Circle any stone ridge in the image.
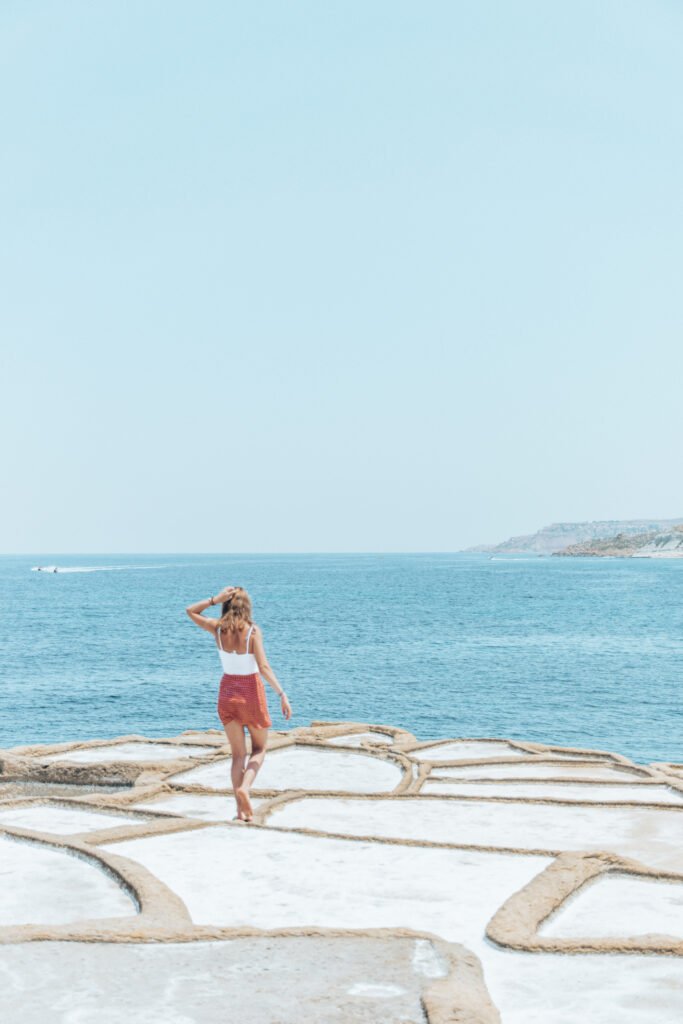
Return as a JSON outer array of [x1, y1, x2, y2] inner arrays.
[[1, 722, 682, 1024]]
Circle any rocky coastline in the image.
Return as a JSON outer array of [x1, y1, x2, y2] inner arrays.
[[553, 524, 683, 558], [467, 518, 683, 555]]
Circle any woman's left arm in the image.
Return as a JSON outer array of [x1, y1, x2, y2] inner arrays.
[[186, 587, 235, 633], [252, 625, 292, 720]]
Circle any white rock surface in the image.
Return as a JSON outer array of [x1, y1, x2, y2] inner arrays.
[[40, 742, 212, 763], [0, 836, 133, 924], [0, 804, 145, 834], [539, 873, 683, 940], [267, 797, 683, 870], [172, 746, 403, 793]]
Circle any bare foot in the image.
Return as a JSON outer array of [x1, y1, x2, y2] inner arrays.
[[235, 787, 253, 822]]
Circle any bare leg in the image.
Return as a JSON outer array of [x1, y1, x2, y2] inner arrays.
[[223, 721, 248, 819], [236, 726, 269, 821]]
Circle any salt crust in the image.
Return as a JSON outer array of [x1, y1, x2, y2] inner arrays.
[[103, 826, 683, 1023], [171, 745, 403, 793], [0, 937, 446, 1024], [0, 836, 133, 925], [485, 951, 683, 1024], [101, 824, 545, 1018], [0, 804, 145, 834], [435, 761, 641, 781], [421, 780, 683, 804], [530, 750, 614, 761], [40, 742, 212, 764], [3, 721, 682, 1024], [134, 792, 265, 821], [326, 731, 393, 746], [103, 825, 551, 942], [539, 873, 683, 940], [410, 740, 526, 761], [267, 796, 683, 871]]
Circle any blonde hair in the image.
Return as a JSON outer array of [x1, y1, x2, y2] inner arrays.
[[218, 587, 253, 636]]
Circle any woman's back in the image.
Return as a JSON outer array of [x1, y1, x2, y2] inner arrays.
[[216, 622, 259, 675]]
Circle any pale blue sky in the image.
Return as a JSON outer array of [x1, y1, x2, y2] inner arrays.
[[2, 1, 682, 552]]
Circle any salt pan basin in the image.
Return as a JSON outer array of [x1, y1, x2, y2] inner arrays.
[[540, 873, 683, 940], [172, 746, 402, 793], [105, 827, 683, 1024], [105, 825, 550, 937], [411, 740, 526, 761], [420, 781, 683, 804], [486, 950, 683, 1024], [0, 936, 447, 1024], [0, 835, 133, 924], [41, 742, 212, 763], [435, 762, 642, 781], [0, 804, 145, 834], [267, 797, 683, 870], [327, 731, 393, 746], [134, 792, 264, 821]]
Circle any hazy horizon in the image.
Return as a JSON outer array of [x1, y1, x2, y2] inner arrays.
[[2, 2, 682, 554], [6, 510, 683, 557]]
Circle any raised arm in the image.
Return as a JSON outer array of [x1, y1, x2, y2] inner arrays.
[[185, 586, 236, 633], [252, 625, 292, 720]]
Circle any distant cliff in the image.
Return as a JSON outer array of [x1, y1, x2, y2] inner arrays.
[[468, 518, 683, 555], [554, 524, 683, 558]]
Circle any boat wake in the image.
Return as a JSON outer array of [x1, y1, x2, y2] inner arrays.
[[31, 565, 169, 574]]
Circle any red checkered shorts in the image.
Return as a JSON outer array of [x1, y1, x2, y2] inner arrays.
[[217, 673, 272, 729]]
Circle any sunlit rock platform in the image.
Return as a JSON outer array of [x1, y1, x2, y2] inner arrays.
[[1, 722, 682, 1023]]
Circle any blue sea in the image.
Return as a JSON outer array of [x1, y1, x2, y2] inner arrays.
[[1, 553, 682, 764]]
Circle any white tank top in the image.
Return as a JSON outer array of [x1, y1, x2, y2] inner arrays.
[[216, 624, 259, 676]]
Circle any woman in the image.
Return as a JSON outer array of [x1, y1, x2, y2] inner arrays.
[[186, 585, 291, 822]]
